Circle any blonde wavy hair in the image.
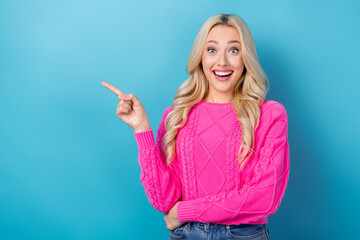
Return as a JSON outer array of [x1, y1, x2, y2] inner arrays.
[[162, 13, 269, 172]]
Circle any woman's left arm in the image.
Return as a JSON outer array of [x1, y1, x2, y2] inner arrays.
[[176, 103, 290, 224]]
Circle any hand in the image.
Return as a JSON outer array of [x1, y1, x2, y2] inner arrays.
[[102, 81, 151, 132], [164, 201, 183, 231]]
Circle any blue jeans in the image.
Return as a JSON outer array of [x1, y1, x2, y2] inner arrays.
[[169, 222, 271, 240]]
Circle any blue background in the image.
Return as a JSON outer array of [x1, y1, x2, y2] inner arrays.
[[1, 0, 359, 239]]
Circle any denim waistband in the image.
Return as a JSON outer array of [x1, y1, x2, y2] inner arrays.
[[187, 222, 266, 231]]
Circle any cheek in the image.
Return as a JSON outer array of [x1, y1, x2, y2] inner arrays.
[[230, 56, 244, 69], [202, 53, 217, 67], [201, 58, 210, 70], [202, 57, 214, 76]]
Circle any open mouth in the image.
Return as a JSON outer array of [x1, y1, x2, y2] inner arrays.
[[213, 70, 233, 78]]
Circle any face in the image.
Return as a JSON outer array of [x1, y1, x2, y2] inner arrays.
[[201, 25, 244, 102]]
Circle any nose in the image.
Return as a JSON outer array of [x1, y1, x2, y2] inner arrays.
[[217, 51, 229, 67]]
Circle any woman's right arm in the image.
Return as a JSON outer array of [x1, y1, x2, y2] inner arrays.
[[101, 81, 182, 213], [134, 106, 182, 213]]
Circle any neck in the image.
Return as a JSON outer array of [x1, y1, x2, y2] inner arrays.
[[204, 96, 233, 104]]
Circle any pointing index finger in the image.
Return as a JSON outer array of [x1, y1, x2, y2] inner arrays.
[[101, 81, 125, 97]]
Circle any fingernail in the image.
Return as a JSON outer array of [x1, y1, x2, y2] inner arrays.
[[120, 95, 127, 100]]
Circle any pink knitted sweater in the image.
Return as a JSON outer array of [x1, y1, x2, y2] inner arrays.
[[134, 99, 290, 225]]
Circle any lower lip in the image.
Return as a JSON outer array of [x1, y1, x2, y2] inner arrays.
[[213, 72, 232, 81]]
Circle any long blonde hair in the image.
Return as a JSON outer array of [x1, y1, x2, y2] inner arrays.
[[162, 14, 269, 172]]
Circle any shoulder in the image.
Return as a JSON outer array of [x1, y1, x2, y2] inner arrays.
[[156, 106, 173, 137], [256, 100, 288, 137], [159, 105, 173, 125], [259, 100, 288, 123], [254, 100, 288, 141], [162, 106, 173, 118]]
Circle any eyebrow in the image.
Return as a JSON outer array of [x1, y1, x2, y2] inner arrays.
[[206, 40, 241, 44]]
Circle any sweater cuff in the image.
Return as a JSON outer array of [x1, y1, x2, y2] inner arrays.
[[177, 200, 196, 223], [134, 129, 156, 151]]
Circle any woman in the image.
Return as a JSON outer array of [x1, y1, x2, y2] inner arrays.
[[102, 13, 289, 240]]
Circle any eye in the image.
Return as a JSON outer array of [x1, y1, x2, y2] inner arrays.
[[229, 48, 239, 54], [207, 47, 216, 53]]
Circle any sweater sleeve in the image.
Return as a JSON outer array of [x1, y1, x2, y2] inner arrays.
[[134, 106, 182, 213], [176, 102, 290, 224]]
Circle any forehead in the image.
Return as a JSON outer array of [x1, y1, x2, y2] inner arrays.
[[206, 25, 240, 42]]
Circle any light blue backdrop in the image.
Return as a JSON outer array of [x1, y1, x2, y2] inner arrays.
[[1, 0, 359, 239]]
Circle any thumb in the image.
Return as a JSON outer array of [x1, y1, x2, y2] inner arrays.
[[123, 93, 141, 105]]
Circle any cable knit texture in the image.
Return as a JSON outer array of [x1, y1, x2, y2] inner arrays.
[[134, 99, 290, 225]]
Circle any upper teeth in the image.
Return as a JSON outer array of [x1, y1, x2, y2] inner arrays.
[[214, 71, 232, 76]]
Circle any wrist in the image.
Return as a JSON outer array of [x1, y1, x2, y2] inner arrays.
[[134, 122, 151, 133], [171, 201, 181, 223]]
